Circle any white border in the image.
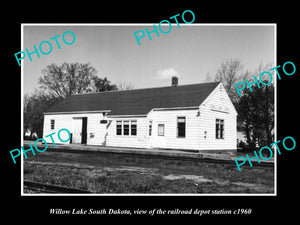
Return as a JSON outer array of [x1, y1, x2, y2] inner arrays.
[[274, 24, 277, 196], [21, 23, 277, 196], [21, 23, 24, 195]]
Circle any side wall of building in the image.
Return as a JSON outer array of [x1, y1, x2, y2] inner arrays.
[[43, 83, 237, 151], [43, 112, 105, 145], [105, 117, 149, 149], [198, 83, 237, 150], [147, 109, 201, 150]]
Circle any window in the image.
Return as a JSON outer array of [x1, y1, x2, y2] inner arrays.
[[158, 124, 165, 136], [116, 121, 122, 135], [220, 120, 224, 139], [50, 119, 55, 130], [177, 117, 186, 138], [149, 120, 153, 136], [123, 121, 129, 135], [116, 120, 138, 136], [131, 120, 137, 136], [216, 119, 224, 139]]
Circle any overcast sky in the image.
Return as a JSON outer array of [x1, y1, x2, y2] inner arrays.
[[23, 24, 275, 95]]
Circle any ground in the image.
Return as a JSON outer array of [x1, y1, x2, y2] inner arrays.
[[23, 149, 274, 194]]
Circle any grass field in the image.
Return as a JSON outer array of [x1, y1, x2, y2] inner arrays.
[[23, 150, 274, 194]]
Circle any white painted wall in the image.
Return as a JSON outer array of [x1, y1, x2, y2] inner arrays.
[[143, 83, 237, 151], [43, 83, 237, 151], [147, 109, 201, 150], [106, 117, 149, 148], [43, 112, 105, 145], [198, 83, 237, 150]]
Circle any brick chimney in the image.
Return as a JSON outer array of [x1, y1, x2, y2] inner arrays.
[[171, 76, 178, 87]]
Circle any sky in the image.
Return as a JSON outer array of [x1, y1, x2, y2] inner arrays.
[[23, 24, 275, 95]]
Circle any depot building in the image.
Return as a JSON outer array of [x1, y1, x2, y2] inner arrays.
[[43, 77, 237, 151]]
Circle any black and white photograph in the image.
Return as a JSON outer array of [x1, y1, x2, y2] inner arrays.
[[4, 4, 298, 221], [21, 24, 275, 195]]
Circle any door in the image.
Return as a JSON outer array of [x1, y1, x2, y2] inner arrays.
[[72, 118, 82, 144], [81, 117, 87, 144], [154, 123, 167, 148]]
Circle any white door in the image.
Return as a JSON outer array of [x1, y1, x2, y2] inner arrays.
[[153, 123, 167, 149], [72, 118, 82, 144]]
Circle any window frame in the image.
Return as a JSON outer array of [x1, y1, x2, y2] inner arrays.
[[115, 120, 138, 136], [131, 120, 137, 136], [149, 120, 153, 136], [177, 116, 186, 138], [158, 124, 165, 136], [50, 119, 55, 130], [216, 119, 224, 139], [123, 120, 130, 136], [116, 120, 122, 135]]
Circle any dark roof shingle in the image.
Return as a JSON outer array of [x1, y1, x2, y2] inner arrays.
[[45, 82, 219, 115]]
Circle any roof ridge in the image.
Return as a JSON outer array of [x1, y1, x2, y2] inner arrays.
[[71, 81, 220, 96], [45, 81, 220, 114]]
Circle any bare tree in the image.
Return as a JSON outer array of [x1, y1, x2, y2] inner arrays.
[[214, 58, 246, 103], [117, 82, 135, 90], [205, 71, 213, 82], [39, 62, 97, 98], [39, 62, 120, 97]]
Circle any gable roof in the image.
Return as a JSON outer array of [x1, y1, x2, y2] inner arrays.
[[45, 82, 220, 116]]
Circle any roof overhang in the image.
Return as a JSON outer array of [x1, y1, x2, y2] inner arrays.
[[108, 114, 147, 118], [152, 106, 199, 111], [43, 110, 111, 115]]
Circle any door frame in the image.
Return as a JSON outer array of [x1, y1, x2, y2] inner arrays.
[[81, 117, 87, 144], [72, 117, 88, 144]]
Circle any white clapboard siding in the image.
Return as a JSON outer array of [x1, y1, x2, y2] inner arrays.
[[43, 83, 237, 151], [145, 83, 237, 151], [198, 83, 237, 150], [43, 113, 105, 145], [106, 117, 149, 148], [148, 109, 201, 150]]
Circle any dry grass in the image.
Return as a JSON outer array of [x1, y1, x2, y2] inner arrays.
[[23, 150, 274, 194]]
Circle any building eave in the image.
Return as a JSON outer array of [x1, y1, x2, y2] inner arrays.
[[152, 106, 199, 111], [43, 110, 111, 115]]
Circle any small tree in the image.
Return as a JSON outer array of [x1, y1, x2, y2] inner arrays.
[[237, 83, 274, 149], [90, 76, 118, 92], [23, 94, 31, 138], [24, 90, 61, 138]]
